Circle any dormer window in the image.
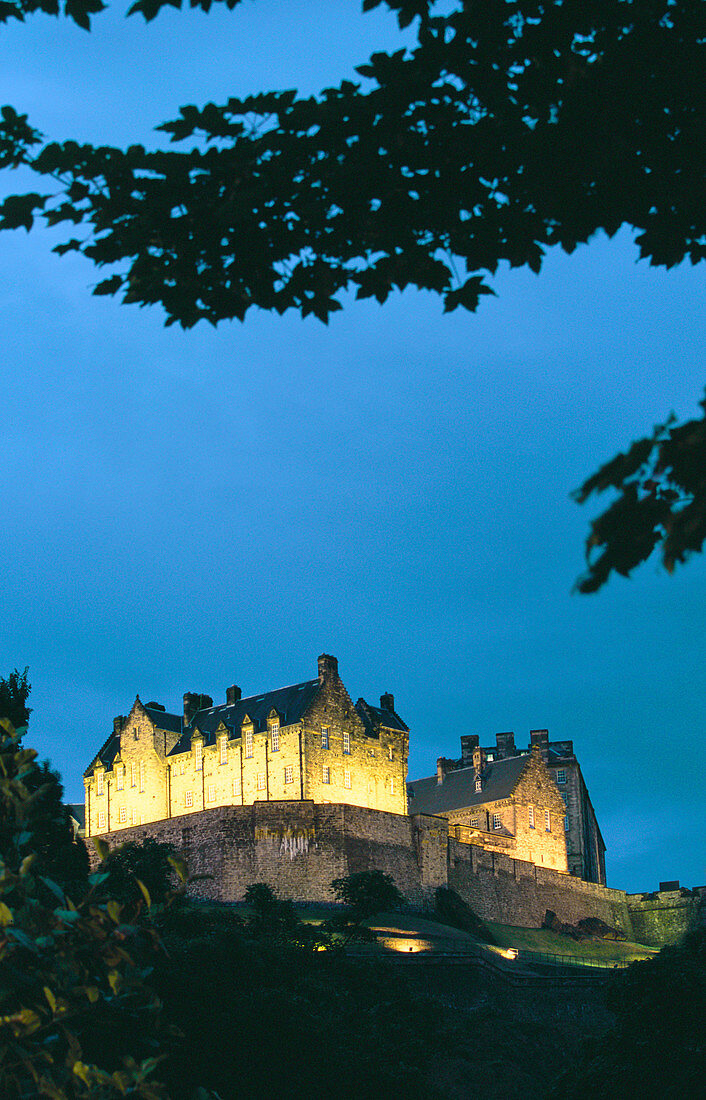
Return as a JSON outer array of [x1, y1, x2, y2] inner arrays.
[[219, 737, 228, 765], [474, 775, 482, 793], [95, 769, 104, 796], [245, 727, 253, 758], [194, 741, 203, 771], [271, 723, 280, 752], [116, 764, 124, 791]]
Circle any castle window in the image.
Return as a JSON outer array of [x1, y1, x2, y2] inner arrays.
[[545, 810, 551, 832], [220, 738, 228, 765], [116, 766, 124, 791], [343, 731, 350, 755], [271, 724, 280, 752], [528, 805, 535, 829], [179, 760, 185, 776], [194, 742, 203, 771], [232, 775, 241, 797], [470, 817, 479, 828], [185, 791, 193, 807], [322, 766, 330, 785], [344, 768, 351, 789], [139, 762, 145, 793], [257, 773, 266, 791], [98, 811, 106, 829], [284, 765, 293, 784], [134, 726, 138, 741], [245, 729, 253, 758], [388, 745, 393, 761], [119, 807, 126, 824], [207, 785, 215, 803], [474, 776, 482, 793], [96, 770, 104, 796], [321, 727, 329, 750], [390, 777, 395, 795], [132, 808, 138, 826], [565, 815, 569, 832], [131, 763, 136, 788], [556, 769, 567, 785], [492, 814, 502, 830]]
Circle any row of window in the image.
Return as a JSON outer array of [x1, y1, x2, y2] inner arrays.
[[528, 806, 552, 832], [97, 808, 139, 829], [95, 763, 144, 795]]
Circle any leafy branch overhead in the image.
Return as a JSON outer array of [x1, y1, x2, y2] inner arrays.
[[0, 1, 704, 329], [574, 396, 706, 593], [0, 0, 704, 591]]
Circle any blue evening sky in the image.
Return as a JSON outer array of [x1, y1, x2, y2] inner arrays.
[[1, 1, 704, 893]]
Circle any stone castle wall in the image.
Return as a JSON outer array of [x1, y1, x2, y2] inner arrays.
[[447, 836, 634, 934], [94, 802, 701, 945], [96, 802, 447, 908]]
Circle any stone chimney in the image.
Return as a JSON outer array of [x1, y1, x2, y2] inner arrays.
[[437, 757, 455, 785], [472, 745, 486, 775], [113, 715, 125, 736], [380, 692, 394, 712], [530, 728, 549, 763], [183, 692, 213, 724], [226, 684, 242, 706], [460, 734, 479, 767], [318, 653, 339, 681], [495, 731, 515, 759]]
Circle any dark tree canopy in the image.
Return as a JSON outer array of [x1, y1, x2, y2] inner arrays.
[[0, 667, 31, 729], [0, 0, 704, 589]]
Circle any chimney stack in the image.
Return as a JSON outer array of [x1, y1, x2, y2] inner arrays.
[[460, 734, 479, 766], [530, 729, 549, 763], [437, 757, 455, 785], [380, 692, 394, 712], [317, 653, 339, 681], [183, 692, 212, 724], [226, 684, 242, 706], [495, 731, 516, 759]]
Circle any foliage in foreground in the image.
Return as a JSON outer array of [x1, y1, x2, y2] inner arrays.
[[551, 929, 706, 1098], [0, 716, 172, 1098]]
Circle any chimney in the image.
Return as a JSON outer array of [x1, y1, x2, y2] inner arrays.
[[495, 731, 515, 759], [183, 692, 200, 725], [113, 715, 125, 736], [437, 757, 455, 785], [472, 745, 486, 775], [460, 734, 479, 767], [530, 729, 549, 763], [226, 685, 242, 706], [318, 653, 339, 681], [380, 692, 394, 712]]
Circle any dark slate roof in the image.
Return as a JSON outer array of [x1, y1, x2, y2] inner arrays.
[[84, 731, 121, 776], [355, 698, 408, 734], [67, 803, 85, 829], [168, 678, 322, 755], [144, 706, 182, 734], [407, 756, 530, 815]]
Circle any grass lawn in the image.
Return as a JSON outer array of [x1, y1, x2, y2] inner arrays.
[[485, 921, 657, 962]]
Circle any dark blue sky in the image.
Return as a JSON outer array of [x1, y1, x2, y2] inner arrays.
[[1, 1, 704, 893]]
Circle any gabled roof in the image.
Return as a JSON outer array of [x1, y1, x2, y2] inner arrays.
[[407, 756, 530, 815], [144, 706, 182, 734], [84, 731, 120, 777], [355, 698, 408, 734], [168, 678, 322, 755]]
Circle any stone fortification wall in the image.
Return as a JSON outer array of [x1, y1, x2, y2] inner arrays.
[[447, 837, 634, 935], [625, 887, 705, 946], [94, 802, 448, 908]]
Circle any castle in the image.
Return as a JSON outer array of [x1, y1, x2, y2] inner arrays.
[[83, 654, 703, 945], [84, 653, 589, 881], [85, 655, 409, 835]]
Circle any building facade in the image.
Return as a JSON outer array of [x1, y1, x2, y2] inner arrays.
[[84, 654, 409, 836], [409, 729, 606, 883], [407, 745, 570, 874]]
